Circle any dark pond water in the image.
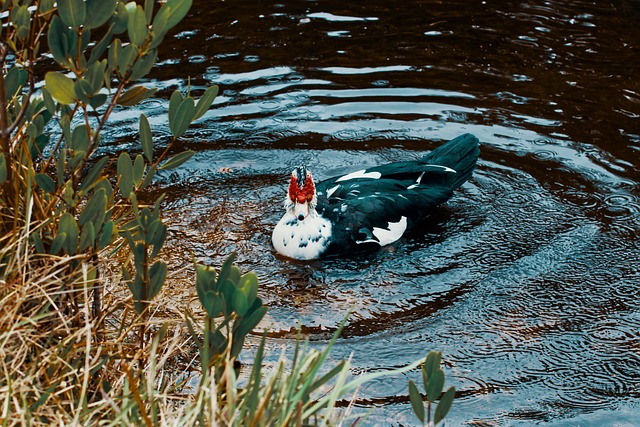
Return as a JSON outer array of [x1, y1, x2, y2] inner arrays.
[[108, 0, 640, 425]]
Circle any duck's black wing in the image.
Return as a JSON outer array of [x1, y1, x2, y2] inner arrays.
[[315, 133, 479, 253]]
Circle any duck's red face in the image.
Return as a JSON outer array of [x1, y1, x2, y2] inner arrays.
[[288, 167, 315, 220]]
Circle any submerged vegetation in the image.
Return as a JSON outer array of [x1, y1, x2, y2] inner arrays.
[[0, 1, 454, 425]]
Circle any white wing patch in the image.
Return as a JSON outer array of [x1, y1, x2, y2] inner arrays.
[[407, 171, 425, 190], [356, 216, 408, 246], [428, 164, 457, 174], [336, 170, 382, 182], [407, 166, 456, 189], [326, 184, 340, 198]]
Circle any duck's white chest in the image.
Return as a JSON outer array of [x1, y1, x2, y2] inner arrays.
[[272, 214, 332, 260]]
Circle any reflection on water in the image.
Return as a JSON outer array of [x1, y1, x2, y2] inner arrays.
[[111, 0, 640, 425]]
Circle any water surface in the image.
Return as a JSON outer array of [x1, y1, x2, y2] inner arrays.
[[110, 1, 640, 425]]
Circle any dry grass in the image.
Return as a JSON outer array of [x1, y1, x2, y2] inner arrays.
[[0, 223, 197, 427]]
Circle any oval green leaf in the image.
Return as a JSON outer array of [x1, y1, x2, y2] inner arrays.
[[128, 5, 148, 46], [109, 2, 129, 34], [58, 212, 79, 255], [168, 90, 182, 130], [158, 150, 194, 171], [139, 114, 153, 161], [427, 369, 445, 403], [129, 49, 157, 81], [153, 0, 192, 34], [78, 187, 107, 227], [149, 260, 167, 298], [231, 290, 248, 317], [169, 97, 195, 138], [70, 125, 90, 152], [79, 221, 96, 251], [434, 386, 456, 425], [408, 380, 425, 424], [80, 156, 109, 191], [35, 173, 56, 194], [117, 85, 157, 106], [85, 0, 117, 29], [4, 67, 28, 101], [117, 152, 133, 198], [0, 154, 6, 183], [45, 72, 76, 105], [58, 0, 87, 29], [424, 350, 442, 384], [193, 85, 219, 120], [98, 220, 114, 250], [133, 154, 145, 186]]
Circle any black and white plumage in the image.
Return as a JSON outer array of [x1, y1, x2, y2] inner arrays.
[[272, 133, 480, 260]]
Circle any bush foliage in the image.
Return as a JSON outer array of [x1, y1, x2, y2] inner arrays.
[[0, 1, 455, 426]]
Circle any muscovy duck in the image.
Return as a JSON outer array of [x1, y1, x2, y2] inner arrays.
[[272, 133, 480, 260]]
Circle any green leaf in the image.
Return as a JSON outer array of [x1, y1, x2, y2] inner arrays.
[[0, 153, 7, 184], [158, 150, 194, 171], [35, 173, 56, 194], [117, 85, 157, 106], [232, 306, 267, 351], [58, 0, 87, 29], [79, 222, 96, 251], [195, 264, 217, 296], [70, 125, 90, 152], [4, 67, 28, 101], [98, 220, 114, 249], [58, 212, 79, 255], [169, 97, 195, 138], [40, 0, 56, 13], [88, 27, 114, 64], [47, 15, 70, 67], [153, 0, 192, 35], [57, 149, 65, 186], [45, 72, 76, 105], [427, 369, 445, 403], [193, 85, 219, 121], [42, 88, 56, 114], [147, 220, 166, 258], [144, 0, 154, 24], [168, 90, 182, 130], [117, 152, 133, 198], [74, 79, 94, 103], [408, 380, 425, 424], [109, 2, 129, 34], [50, 232, 66, 255], [149, 261, 167, 299], [434, 386, 455, 425], [239, 272, 259, 308], [232, 290, 248, 317], [117, 44, 137, 78], [85, 0, 117, 29], [85, 60, 107, 93], [12, 5, 30, 40], [216, 252, 237, 287], [129, 49, 157, 81], [140, 164, 156, 189], [89, 93, 108, 109], [139, 114, 153, 161], [80, 156, 109, 191], [424, 350, 442, 385], [202, 290, 223, 318], [78, 187, 107, 227], [128, 5, 148, 46], [31, 231, 45, 253], [133, 154, 145, 186]]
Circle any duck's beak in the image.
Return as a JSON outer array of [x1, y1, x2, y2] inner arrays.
[[294, 201, 309, 221]]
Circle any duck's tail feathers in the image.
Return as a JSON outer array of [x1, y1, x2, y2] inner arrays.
[[421, 133, 480, 190]]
